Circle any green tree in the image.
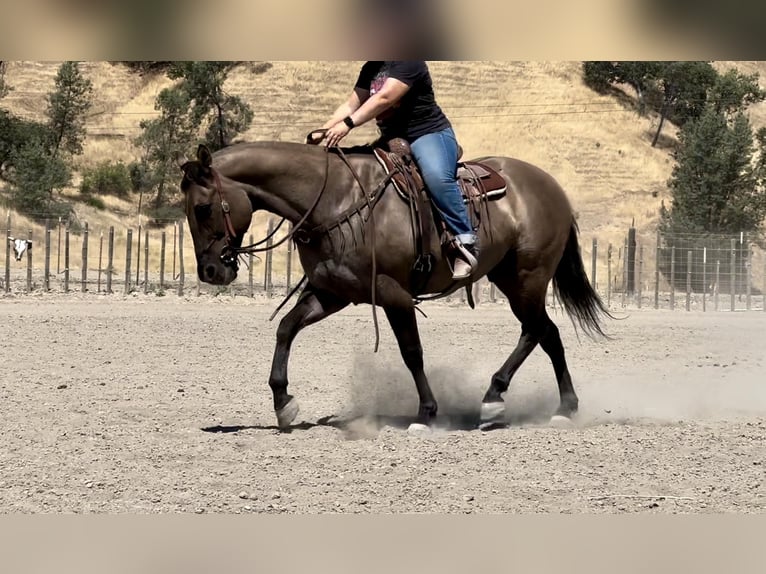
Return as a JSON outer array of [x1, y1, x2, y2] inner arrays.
[[9, 140, 71, 215], [650, 61, 718, 147], [46, 61, 93, 159], [582, 61, 662, 114], [134, 87, 196, 209], [708, 68, 766, 116], [0, 111, 50, 177], [663, 106, 766, 235], [167, 62, 254, 151]]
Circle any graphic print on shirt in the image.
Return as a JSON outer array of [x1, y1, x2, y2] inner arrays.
[[369, 63, 399, 120], [370, 65, 389, 96]]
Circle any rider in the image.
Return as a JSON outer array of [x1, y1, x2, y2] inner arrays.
[[315, 61, 479, 280]]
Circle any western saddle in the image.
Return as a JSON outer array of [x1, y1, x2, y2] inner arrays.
[[371, 137, 507, 293]]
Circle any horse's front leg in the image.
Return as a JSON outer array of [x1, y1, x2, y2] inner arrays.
[[269, 283, 348, 429], [383, 305, 438, 432]]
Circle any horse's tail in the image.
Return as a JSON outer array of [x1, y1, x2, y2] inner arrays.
[[552, 219, 614, 339]]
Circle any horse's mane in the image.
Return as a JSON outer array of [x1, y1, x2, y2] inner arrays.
[[212, 139, 381, 163]]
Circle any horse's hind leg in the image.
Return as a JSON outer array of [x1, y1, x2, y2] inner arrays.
[[383, 305, 438, 431], [269, 283, 348, 429], [481, 267, 578, 426], [480, 267, 549, 426], [538, 315, 579, 419]]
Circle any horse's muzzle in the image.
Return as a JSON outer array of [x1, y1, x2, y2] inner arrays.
[[220, 246, 240, 271]]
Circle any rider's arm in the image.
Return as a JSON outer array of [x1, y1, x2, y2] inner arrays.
[[347, 78, 410, 127], [322, 87, 369, 129]]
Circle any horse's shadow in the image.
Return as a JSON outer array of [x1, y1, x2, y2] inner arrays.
[[200, 411, 552, 436]]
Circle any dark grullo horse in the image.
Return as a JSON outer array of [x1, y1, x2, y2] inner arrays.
[[178, 140, 612, 432]]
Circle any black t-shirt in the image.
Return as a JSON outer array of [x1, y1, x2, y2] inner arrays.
[[354, 61, 451, 141]]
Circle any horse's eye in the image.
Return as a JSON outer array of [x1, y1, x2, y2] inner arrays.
[[195, 203, 212, 220]]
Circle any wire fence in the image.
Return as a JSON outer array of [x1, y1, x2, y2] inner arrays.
[[2, 214, 765, 312], [579, 228, 766, 312]]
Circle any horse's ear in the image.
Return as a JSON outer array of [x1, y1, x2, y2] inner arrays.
[[176, 152, 190, 171], [197, 144, 213, 168]]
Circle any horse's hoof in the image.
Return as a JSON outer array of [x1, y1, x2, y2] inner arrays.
[[407, 423, 432, 435], [549, 415, 574, 429], [480, 401, 505, 424], [276, 398, 299, 429]]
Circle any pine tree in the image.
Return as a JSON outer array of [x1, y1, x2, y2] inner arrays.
[[664, 106, 766, 236], [167, 62, 254, 151], [134, 88, 197, 209], [46, 61, 93, 159]]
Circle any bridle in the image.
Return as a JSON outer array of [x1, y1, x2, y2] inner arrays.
[[209, 142, 332, 269], [203, 130, 396, 351]]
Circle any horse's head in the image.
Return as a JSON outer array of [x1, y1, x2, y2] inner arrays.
[[178, 144, 253, 285]]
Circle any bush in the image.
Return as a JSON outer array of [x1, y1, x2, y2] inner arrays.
[[128, 160, 152, 192], [79, 161, 132, 198], [145, 204, 184, 227], [82, 194, 106, 210]]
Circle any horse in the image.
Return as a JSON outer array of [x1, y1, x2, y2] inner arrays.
[[177, 138, 612, 432]]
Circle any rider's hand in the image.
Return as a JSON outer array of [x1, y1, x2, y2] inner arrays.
[[306, 131, 325, 145], [324, 121, 351, 148]]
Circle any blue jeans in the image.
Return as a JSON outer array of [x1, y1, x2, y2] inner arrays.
[[409, 127, 476, 245]]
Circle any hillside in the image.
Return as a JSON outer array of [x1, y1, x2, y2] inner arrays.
[[2, 60, 765, 286]]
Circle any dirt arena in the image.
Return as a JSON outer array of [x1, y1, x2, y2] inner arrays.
[[1, 293, 764, 514]]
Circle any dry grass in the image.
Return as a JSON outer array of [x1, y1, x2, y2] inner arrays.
[[2, 60, 765, 285]]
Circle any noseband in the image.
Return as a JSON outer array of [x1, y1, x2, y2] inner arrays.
[[211, 170, 241, 268]]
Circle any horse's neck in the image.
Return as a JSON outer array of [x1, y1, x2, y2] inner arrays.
[[219, 143, 358, 225]]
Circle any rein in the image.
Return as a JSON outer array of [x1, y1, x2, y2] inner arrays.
[[210, 130, 391, 352]]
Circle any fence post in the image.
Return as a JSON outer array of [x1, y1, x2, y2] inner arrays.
[[637, 244, 643, 309], [26, 229, 33, 293], [473, 280, 482, 308], [160, 231, 166, 290], [143, 228, 149, 294], [669, 245, 675, 310], [177, 220, 185, 296], [44, 220, 51, 292], [136, 222, 142, 287], [124, 229, 133, 295], [56, 217, 62, 275], [607, 243, 612, 307], [106, 226, 114, 294], [172, 222, 177, 280], [81, 222, 88, 292], [730, 238, 736, 311], [97, 232, 104, 293], [627, 226, 636, 293], [686, 250, 692, 311], [621, 237, 627, 308], [715, 260, 720, 311], [64, 226, 70, 293], [591, 237, 598, 290], [702, 247, 707, 312], [654, 229, 660, 309], [4, 212, 11, 293], [746, 245, 752, 311], [248, 233, 254, 297]]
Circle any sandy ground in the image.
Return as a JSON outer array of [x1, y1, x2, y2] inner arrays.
[[0, 293, 764, 514]]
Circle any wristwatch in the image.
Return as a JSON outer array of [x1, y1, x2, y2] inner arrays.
[[343, 116, 355, 129]]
